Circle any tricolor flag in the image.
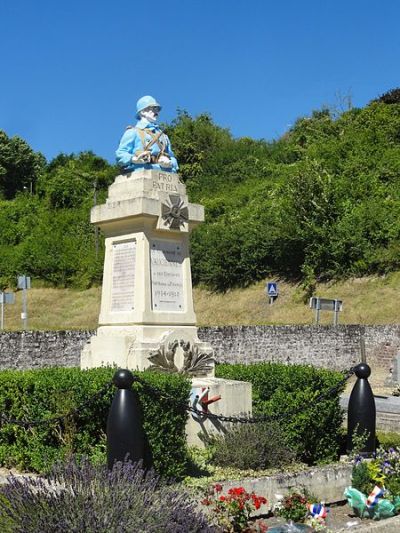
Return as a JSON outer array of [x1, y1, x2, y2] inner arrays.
[[307, 503, 328, 518], [366, 486, 384, 507]]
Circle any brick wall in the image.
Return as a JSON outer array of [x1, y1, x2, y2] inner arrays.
[[0, 325, 398, 372]]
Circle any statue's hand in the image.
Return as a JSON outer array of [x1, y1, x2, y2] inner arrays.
[[132, 151, 151, 164], [158, 155, 172, 168]]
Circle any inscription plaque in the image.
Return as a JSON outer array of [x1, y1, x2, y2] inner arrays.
[[152, 172, 179, 193], [151, 240, 184, 312], [111, 241, 136, 312]]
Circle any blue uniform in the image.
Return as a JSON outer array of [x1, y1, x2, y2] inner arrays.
[[116, 118, 178, 173]]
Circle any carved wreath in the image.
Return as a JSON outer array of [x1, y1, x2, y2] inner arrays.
[[148, 339, 214, 376]]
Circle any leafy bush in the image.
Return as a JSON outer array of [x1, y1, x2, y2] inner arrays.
[[0, 457, 214, 532], [351, 460, 374, 496], [211, 421, 295, 470], [0, 367, 190, 479], [215, 363, 346, 464], [275, 491, 310, 523], [0, 130, 45, 200], [351, 447, 400, 499]]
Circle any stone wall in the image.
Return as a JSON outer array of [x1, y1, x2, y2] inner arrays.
[[198, 325, 400, 371], [0, 325, 399, 372], [0, 330, 91, 370]]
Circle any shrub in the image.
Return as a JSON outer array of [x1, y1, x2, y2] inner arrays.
[[0, 367, 190, 479], [275, 490, 311, 523], [211, 421, 295, 470], [216, 362, 346, 464], [0, 457, 214, 532], [351, 460, 374, 496]]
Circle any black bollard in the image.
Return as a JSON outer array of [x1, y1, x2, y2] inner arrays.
[[107, 369, 146, 469], [347, 363, 376, 456]]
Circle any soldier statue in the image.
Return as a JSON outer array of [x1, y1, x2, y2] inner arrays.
[[116, 95, 178, 173]]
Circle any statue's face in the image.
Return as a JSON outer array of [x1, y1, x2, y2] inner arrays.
[[140, 106, 160, 123]]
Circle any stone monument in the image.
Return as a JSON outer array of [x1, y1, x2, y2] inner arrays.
[[81, 96, 251, 445]]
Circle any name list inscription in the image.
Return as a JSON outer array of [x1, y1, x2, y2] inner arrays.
[[111, 241, 136, 312], [150, 240, 184, 312]]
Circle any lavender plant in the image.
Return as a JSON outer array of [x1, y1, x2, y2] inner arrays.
[[0, 457, 215, 532]]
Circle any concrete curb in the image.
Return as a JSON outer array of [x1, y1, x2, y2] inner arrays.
[[217, 464, 353, 512], [336, 513, 400, 532]]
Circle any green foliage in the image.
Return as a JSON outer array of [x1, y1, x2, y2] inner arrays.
[[376, 431, 400, 449], [0, 151, 118, 288], [2, 95, 400, 290], [210, 421, 295, 470], [349, 424, 370, 460], [0, 367, 190, 479], [0, 131, 45, 199], [37, 151, 116, 209], [351, 461, 375, 496], [275, 490, 309, 523], [0, 199, 104, 288], [187, 101, 400, 289], [17, 205, 104, 287], [374, 87, 400, 105], [215, 363, 346, 464], [351, 446, 400, 502]]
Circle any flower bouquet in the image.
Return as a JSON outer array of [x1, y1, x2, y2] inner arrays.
[[201, 483, 268, 532], [273, 491, 329, 531], [345, 447, 400, 520]]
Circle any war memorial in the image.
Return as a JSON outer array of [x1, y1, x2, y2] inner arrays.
[[80, 95, 252, 444]]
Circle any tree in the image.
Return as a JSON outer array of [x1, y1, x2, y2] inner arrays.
[[37, 151, 117, 208], [373, 87, 400, 105], [0, 131, 45, 199]]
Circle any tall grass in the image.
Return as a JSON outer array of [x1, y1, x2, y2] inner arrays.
[[1, 272, 399, 331]]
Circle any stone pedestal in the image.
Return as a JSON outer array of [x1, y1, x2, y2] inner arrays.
[[81, 170, 214, 373], [188, 377, 252, 447], [80, 169, 252, 444]]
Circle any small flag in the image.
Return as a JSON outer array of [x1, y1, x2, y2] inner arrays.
[[307, 503, 328, 518], [367, 486, 384, 507]]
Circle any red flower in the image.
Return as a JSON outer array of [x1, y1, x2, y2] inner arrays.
[[219, 495, 226, 502], [214, 483, 223, 493], [201, 498, 211, 506], [228, 486, 246, 496]]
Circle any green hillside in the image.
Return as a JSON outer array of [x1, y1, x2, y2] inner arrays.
[[1, 89, 400, 294], [1, 272, 399, 331]]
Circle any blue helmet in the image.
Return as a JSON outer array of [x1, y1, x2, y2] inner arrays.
[[136, 95, 162, 118]]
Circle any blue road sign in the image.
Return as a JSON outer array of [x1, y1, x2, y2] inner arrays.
[[267, 282, 278, 297]]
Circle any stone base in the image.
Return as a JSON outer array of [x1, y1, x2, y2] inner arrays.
[[80, 325, 214, 376], [385, 353, 400, 387], [187, 377, 252, 447]]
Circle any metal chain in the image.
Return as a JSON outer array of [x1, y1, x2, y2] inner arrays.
[[0, 366, 355, 429], [0, 380, 113, 429], [134, 366, 355, 425]]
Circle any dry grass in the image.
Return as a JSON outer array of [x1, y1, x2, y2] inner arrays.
[[2, 287, 101, 331], [1, 272, 399, 331], [194, 271, 400, 327]]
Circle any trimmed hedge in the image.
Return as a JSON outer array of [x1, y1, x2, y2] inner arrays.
[[0, 367, 190, 479], [215, 362, 346, 464]]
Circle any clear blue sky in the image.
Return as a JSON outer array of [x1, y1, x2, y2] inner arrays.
[[1, 0, 399, 163]]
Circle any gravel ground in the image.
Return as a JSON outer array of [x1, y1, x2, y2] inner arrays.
[[262, 500, 400, 532]]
